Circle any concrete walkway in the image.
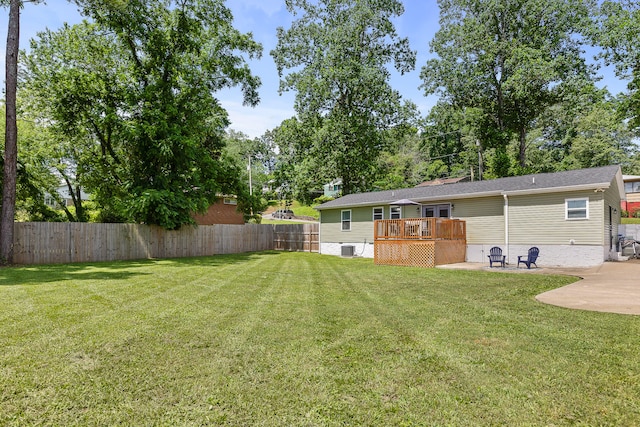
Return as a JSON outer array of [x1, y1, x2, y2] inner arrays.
[[438, 260, 640, 315]]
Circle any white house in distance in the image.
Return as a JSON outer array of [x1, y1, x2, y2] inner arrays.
[[44, 184, 90, 209], [315, 165, 625, 268]]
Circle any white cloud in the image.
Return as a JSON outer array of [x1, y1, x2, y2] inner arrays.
[[233, 0, 284, 17], [222, 100, 295, 139]]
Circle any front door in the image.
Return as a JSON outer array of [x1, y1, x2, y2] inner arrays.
[[423, 204, 451, 218]]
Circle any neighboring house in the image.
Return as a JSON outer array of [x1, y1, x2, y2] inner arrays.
[[44, 184, 90, 208], [315, 165, 624, 268], [323, 179, 342, 198], [192, 196, 244, 225], [622, 175, 640, 216], [415, 176, 470, 187]]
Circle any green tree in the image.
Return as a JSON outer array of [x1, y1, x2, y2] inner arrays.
[[271, 0, 416, 196], [421, 0, 596, 171], [375, 128, 432, 189], [0, 107, 63, 223], [23, 0, 262, 229], [564, 102, 638, 171], [597, 0, 640, 132], [271, 117, 319, 204], [421, 102, 483, 179]]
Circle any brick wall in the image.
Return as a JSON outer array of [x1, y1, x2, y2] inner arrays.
[[192, 198, 244, 225]]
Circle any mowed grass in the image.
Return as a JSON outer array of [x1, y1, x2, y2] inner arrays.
[[1, 252, 639, 426]]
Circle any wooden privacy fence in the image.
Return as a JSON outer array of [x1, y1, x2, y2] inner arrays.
[[12, 222, 319, 265], [272, 223, 319, 253]]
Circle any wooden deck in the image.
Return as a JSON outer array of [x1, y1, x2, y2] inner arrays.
[[374, 218, 466, 268]]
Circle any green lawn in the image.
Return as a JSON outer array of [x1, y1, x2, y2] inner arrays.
[[1, 252, 639, 425], [622, 217, 640, 224], [266, 200, 320, 219], [260, 218, 313, 225]]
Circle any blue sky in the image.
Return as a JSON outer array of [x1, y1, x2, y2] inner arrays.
[[0, 0, 627, 138]]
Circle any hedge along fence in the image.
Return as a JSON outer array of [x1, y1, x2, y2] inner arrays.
[[12, 222, 318, 265]]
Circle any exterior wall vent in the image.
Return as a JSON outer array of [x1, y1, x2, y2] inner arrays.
[[341, 245, 355, 257]]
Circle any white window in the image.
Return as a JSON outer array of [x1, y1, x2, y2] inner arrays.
[[625, 182, 640, 193], [373, 207, 384, 221], [390, 206, 401, 219], [223, 197, 237, 205], [566, 198, 588, 220], [341, 210, 351, 231]]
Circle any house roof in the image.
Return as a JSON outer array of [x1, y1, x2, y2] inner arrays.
[[316, 165, 624, 210], [415, 176, 470, 187]]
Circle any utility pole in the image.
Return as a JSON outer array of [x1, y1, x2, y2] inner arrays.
[[476, 140, 483, 181], [248, 155, 253, 196]]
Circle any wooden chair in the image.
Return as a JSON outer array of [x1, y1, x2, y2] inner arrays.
[[487, 246, 505, 268], [518, 247, 539, 269]]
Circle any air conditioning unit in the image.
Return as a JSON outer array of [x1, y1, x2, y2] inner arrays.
[[341, 245, 355, 257]]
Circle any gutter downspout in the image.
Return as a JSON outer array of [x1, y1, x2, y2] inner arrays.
[[504, 194, 509, 263], [318, 211, 322, 254]]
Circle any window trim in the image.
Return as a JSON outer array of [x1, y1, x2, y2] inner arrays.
[[341, 209, 352, 231], [565, 197, 589, 220], [372, 206, 384, 221]]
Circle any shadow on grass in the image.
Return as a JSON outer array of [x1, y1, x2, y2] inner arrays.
[[0, 251, 285, 286], [156, 250, 283, 267], [0, 263, 151, 286]]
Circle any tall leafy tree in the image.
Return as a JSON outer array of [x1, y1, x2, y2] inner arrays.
[[421, 0, 596, 170], [271, 117, 317, 204], [597, 0, 640, 131], [0, 105, 63, 223], [23, 0, 262, 229], [565, 102, 638, 171], [271, 0, 416, 196]]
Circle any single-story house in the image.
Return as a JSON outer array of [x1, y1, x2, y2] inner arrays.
[[192, 196, 244, 225], [622, 175, 640, 216], [323, 179, 343, 198], [415, 176, 470, 187], [315, 165, 625, 268], [44, 184, 90, 209]]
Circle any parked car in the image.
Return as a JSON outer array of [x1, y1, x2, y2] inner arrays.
[[273, 209, 294, 219]]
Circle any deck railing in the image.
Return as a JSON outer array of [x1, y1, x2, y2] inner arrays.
[[374, 218, 466, 241]]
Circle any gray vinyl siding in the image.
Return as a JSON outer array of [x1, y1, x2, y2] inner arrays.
[[320, 207, 375, 243], [452, 196, 504, 244], [508, 191, 603, 245]]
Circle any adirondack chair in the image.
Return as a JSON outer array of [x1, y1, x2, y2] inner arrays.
[[518, 247, 539, 269], [487, 246, 506, 268]]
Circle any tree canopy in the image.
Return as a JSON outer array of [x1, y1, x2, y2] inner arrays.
[[271, 0, 417, 196], [597, 0, 640, 131], [21, 0, 263, 229], [5, 0, 640, 232], [421, 0, 596, 171]]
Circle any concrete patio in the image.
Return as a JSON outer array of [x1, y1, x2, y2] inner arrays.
[[437, 259, 640, 315]]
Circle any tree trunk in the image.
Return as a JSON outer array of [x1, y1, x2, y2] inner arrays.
[[1, 0, 20, 264], [518, 126, 527, 168]]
